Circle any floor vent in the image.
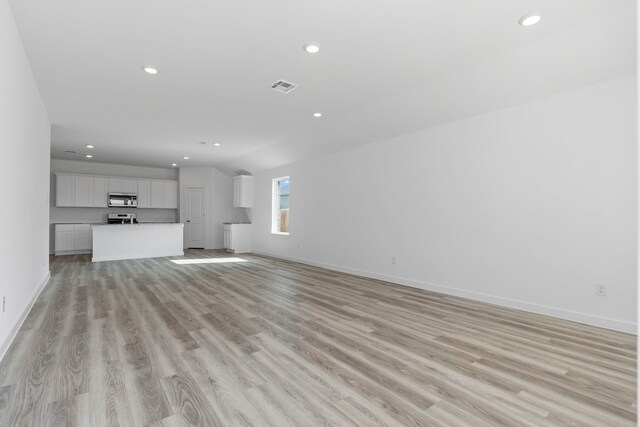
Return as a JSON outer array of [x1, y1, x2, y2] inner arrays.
[[271, 80, 298, 94]]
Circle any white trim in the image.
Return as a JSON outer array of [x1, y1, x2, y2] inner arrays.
[[185, 186, 206, 249], [252, 250, 637, 334], [0, 272, 51, 363], [271, 176, 290, 234], [54, 249, 92, 256], [92, 250, 184, 262]]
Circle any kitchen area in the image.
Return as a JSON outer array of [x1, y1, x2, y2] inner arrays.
[[49, 159, 252, 261]]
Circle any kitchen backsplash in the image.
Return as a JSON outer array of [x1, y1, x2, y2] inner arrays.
[[50, 207, 177, 224]]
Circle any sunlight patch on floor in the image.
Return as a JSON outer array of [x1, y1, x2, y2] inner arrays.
[[171, 257, 248, 265]]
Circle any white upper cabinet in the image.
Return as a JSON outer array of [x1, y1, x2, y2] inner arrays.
[[163, 181, 178, 209], [93, 177, 108, 207], [137, 180, 151, 208], [123, 179, 137, 194], [139, 180, 176, 209], [110, 177, 137, 193], [109, 178, 123, 193], [233, 175, 253, 208], [56, 174, 75, 207], [74, 175, 94, 207], [150, 181, 164, 208], [55, 173, 177, 209]]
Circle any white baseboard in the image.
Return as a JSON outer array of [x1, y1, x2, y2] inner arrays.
[[92, 250, 184, 262], [0, 272, 51, 363], [54, 249, 92, 256], [252, 250, 636, 334]]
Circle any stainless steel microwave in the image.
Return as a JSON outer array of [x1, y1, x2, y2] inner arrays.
[[108, 192, 138, 208]]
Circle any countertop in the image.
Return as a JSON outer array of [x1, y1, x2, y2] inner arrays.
[[51, 221, 107, 224], [92, 223, 183, 228], [137, 222, 179, 224], [52, 221, 178, 224]]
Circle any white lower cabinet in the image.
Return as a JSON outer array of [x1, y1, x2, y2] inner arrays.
[[74, 224, 93, 250], [223, 223, 251, 253], [55, 225, 75, 252], [55, 224, 93, 255], [223, 229, 231, 249]]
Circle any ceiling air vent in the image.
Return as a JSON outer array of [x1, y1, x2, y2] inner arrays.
[[271, 80, 298, 94]]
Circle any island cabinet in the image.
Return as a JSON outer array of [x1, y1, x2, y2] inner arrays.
[[92, 223, 184, 262]]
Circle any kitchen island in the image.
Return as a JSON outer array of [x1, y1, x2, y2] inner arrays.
[[92, 223, 184, 262]]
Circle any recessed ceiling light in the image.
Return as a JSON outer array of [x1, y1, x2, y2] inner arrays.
[[143, 66, 158, 74], [85, 144, 94, 148], [518, 14, 541, 26], [85, 154, 93, 158], [313, 112, 323, 118], [171, 163, 177, 167], [183, 156, 189, 160], [213, 142, 221, 146], [304, 43, 321, 54]]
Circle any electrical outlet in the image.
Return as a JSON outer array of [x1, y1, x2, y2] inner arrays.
[[595, 283, 607, 296], [391, 256, 397, 265]]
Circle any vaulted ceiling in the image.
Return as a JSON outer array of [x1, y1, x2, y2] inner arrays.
[[9, 0, 636, 173]]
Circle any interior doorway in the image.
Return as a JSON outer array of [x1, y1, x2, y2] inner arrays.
[[185, 187, 205, 248]]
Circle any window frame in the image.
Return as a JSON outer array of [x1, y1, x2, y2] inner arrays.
[[271, 175, 290, 235]]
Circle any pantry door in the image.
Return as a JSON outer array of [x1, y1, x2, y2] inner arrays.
[[185, 187, 205, 248]]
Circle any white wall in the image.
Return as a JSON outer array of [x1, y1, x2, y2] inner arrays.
[[251, 76, 637, 333], [179, 167, 247, 249], [0, 0, 51, 358], [49, 159, 179, 253], [51, 159, 178, 180]]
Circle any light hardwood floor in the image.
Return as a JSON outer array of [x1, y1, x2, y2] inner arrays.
[[0, 250, 636, 426]]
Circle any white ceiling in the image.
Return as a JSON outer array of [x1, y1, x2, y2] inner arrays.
[[9, 0, 636, 174]]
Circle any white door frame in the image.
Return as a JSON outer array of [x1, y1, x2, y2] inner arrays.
[[185, 186, 206, 248]]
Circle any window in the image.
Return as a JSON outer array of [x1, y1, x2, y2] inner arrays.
[[272, 176, 290, 234]]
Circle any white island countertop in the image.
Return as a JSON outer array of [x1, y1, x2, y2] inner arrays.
[[92, 223, 184, 262], [91, 223, 181, 228]]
